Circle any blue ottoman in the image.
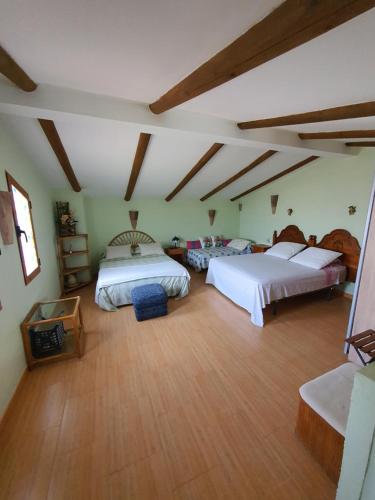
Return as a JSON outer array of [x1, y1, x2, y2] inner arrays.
[[131, 284, 168, 321]]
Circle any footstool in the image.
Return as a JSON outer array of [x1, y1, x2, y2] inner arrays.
[[131, 284, 168, 321]]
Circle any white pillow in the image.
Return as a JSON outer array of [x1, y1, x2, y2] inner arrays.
[[139, 242, 165, 256], [265, 242, 306, 260], [227, 239, 249, 251], [199, 236, 211, 248], [106, 244, 132, 259], [289, 247, 342, 270]]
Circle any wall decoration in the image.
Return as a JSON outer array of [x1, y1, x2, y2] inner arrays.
[[238, 203, 242, 212], [56, 202, 78, 236], [348, 205, 356, 215], [129, 210, 138, 230], [271, 195, 279, 215], [0, 191, 14, 245], [287, 208, 293, 216], [208, 209, 216, 226]]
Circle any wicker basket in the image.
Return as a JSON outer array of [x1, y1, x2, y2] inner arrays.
[[29, 321, 65, 358]]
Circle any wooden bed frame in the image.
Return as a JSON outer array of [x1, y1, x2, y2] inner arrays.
[[272, 225, 361, 282], [273, 224, 316, 247], [108, 230, 155, 250], [315, 229, 361, 282]]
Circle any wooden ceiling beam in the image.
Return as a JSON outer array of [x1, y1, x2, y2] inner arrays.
[[299, 130, 375, 140], [200, 150, 277, 201], [346, 141, 375, 147], [38, 119, 81, 192], [0, 45, 37, 92], [149, 0, 375, 114], [124, 133, 152, 201], [230, 156, 319, 201], [165, 143, 224, 202], [238, 101, 375, 130]]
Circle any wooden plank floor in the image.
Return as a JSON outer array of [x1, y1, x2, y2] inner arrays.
[[0, 271, 350, 500]]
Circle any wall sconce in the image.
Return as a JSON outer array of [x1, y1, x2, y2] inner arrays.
[[287, 208, 293, 216], [348, 205, 356, 215], [129, 210, 138, 229], [208, 209, 216, 226], [271, 194, 279, 215]]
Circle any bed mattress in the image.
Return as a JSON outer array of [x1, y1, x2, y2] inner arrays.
[[206, 253, 346, 327], [95, 254, 190, 311]]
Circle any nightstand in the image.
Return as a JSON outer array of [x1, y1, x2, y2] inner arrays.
[[251, 243, 271, 253], [166, 247, 185, 263]]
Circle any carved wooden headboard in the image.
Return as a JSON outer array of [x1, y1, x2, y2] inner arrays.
[[108, 230, 155, 250], [316, 229, 361, 282], [273, 225, 316, 246]]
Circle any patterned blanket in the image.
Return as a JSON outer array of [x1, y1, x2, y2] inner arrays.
[[187, 246, 251, 272]]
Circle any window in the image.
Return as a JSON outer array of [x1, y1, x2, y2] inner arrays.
[[6, 172, 41, 284]]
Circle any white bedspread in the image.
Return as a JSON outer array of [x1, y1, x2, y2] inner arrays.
[[97, 256, 188, 289], [206, 253, 346, 327], [95, 255, 190, 310]]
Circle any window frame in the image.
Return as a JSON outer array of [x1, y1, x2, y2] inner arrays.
[[6, 172, 41, 285]]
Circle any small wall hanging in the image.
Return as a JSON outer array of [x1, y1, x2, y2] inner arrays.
[[348, 205, 356, 215], [238, 203, 242, 212], [0, 191, 14, 245], [271, 194, 279, 215], [208, 209, 216, 226], [129, 210, 138, 229], [287, 208, 293, 216]]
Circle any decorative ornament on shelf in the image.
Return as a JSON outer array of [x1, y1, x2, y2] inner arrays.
[[348, 205, 356, 215], [56, 202, 78, 236], [171, 236, 180, 248], [287, 208, 293, 216], [271, 194, 279, 215], [208, 209, 216, 226], [0, 191, 14, 245], [65, 273, 78, 289], [129, 210, 138, 230]]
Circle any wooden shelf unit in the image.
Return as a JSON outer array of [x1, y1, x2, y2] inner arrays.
[[57, 233, 91, 295]]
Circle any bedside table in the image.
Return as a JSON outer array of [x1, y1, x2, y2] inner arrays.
[[165, 247, 185, 263], [251, 243, 271, 253]]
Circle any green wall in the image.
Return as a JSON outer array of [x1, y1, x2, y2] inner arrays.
[[51, 192, 240, 268], [84, 197, 239, 267], [238, 149, 375, 293], [238, 149, 375, 245], [0, 121, 60, 417]]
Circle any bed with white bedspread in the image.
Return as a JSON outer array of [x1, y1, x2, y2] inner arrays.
[[95, 230, 190, 311], [206, 253, 346, 327], [206, 226, 360, 327]]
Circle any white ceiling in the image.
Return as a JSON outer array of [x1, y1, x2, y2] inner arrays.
[[0, 0, 374, 199]]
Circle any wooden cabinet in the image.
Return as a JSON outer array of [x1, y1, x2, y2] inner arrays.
[[251, 243, 271, 253], [21, 296, 85, 369], [165, 247, 185, 263], [57, 233, 91, 295]]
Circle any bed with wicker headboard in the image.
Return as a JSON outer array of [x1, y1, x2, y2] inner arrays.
[[206, 224, 360, 327], [95, 230, 190, 311]]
